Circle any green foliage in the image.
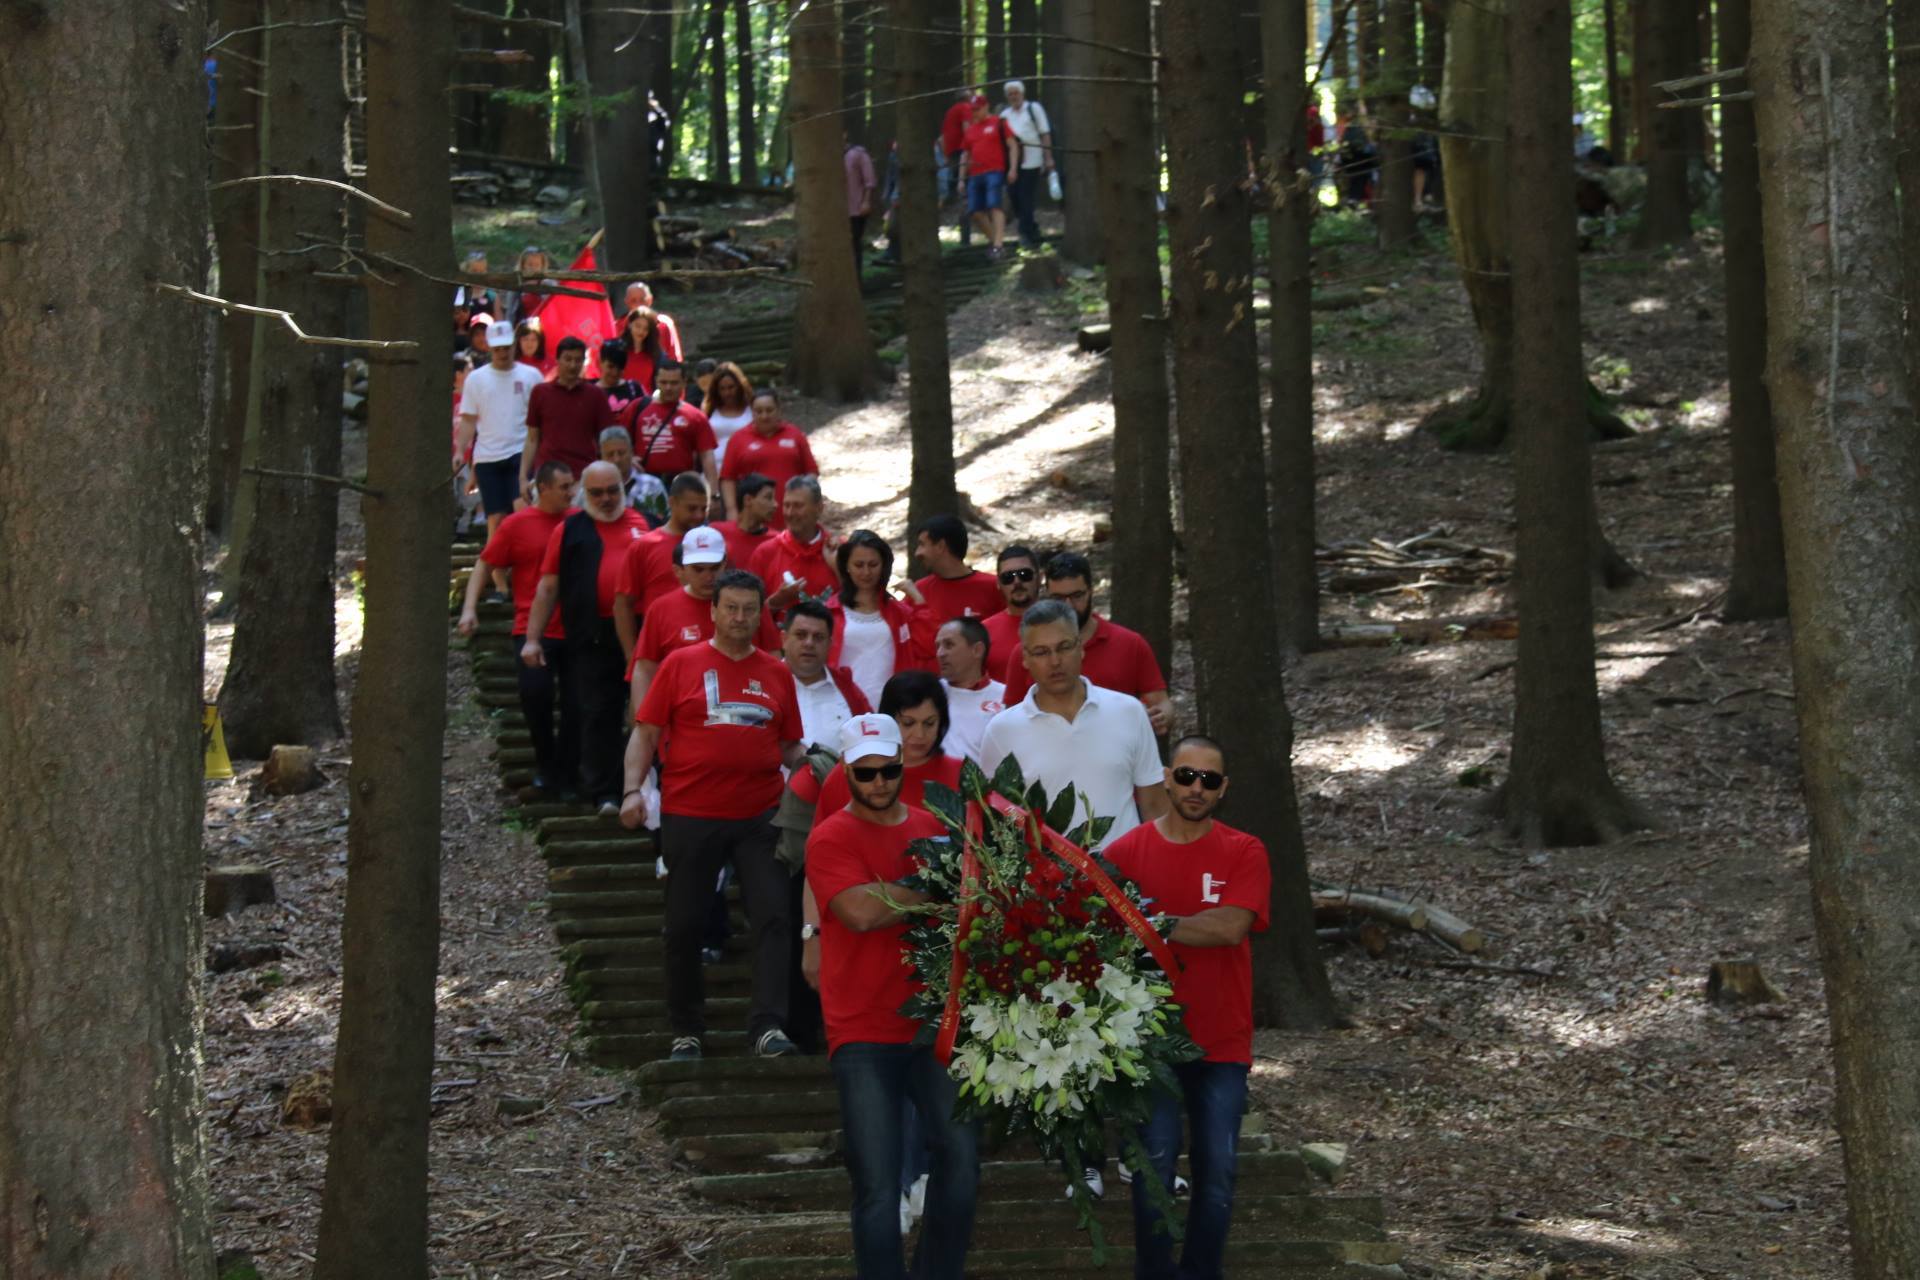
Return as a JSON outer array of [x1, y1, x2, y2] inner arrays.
[[494, 81, 633, 125]]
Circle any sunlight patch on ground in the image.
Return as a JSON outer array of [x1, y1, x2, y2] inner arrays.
[[1527, 1216, 1685, 1255], [1629, 296, 1670, 315], [1293, 724, 1421, 776]]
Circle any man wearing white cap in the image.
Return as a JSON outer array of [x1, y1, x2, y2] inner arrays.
[[805, 714, 979, 1279], [627, 525, 777, 709], [455, 317, 543, 560]]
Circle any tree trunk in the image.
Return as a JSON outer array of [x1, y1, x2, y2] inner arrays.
[[1750, 6, 1920, 1273], [1264, 0, 1319, 655], [843, 0, 871, 143], [219, 0, 350, 759], [1356, 0, 1380, 96], [869, 11, 898, 164], [1163, 0, 1338, 1030], [708, 0, 732, 182], [209, 0, 261, 539], [1007, 0, 1038, 80], [1715, 0, 1785, 621], [3, 0, 214, 1270], [789, 0, 878, 400], [1895, 0, 1920, 386], [1629, 0, 1650, 161], [736, 0, 760, 182], [1632, 0, 1693, 247], [1036, 0, 1063, 118], [1375, 0, 1417, 247], [1330, 0, 1352, 115], [1096, 0, 1173, 667], [1054, 0, 1101, 262], [582, 0, 665, 281], [309, 0, 453, 1273], [1493, 0, 1645, 848], [497, 0, 555, 161], [986, 0, 1007, 84], [1602, 0, 1625, 159], [895, 0, 959, 550]]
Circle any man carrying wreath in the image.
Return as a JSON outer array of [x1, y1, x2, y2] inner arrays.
[[1104, 733, 1271, 1280], [805, 713, 981, 1279]]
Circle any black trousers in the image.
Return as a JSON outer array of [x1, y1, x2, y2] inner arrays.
[[785, 868, 824, 1053], [660, 809, 792, 1039], [514, 633, 576, 792], [849, 214, 869, 273], [566, 618, 628, 805]]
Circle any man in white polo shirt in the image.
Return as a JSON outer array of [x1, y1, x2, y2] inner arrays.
[[935, 617, 1004, 764], [979, 599, 1165, 849]]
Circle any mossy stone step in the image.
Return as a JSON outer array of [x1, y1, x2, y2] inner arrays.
[[538, 817, 655, 844], [584, 1029, 752, 1065], [546, 863, 667, 889], [715, 1194, 1390, 1261], [555, 921, 753, 951], [542, 837, 657, 865], [495, 729, 532, 749], [496, 747, 537, 769], [477, 691, 520, 709], [580, 996, 749, 1024], [634, 1054, 832, 1103], [675, 1129, 841, 1173], [656, 1089, 842, 1137], [566, 959, 752, 994], [513, 801, 593, 823], [545, 889, 678, 913], [725, 1247, 1403, 1279], [692, 1150, 1312, 1210]]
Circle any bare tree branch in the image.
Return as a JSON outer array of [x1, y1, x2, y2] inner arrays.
[[453, 2, 565, 30], [209, 174, 414, 224], [153, 284, 420, 352], [207, 17, 356, 53], [244, 466, 385, 498]]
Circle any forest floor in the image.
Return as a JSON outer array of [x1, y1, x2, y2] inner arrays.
[[198, 196, 1841, 1278]]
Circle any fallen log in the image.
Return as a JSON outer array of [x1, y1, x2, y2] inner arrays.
[[1312, 890, 1430, 932], [1422, 903, 1487, 954], [1077, 323, 1112, 353], [1320, 616, 1519, 648]]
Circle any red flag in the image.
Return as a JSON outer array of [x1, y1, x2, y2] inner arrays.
[[537, 243, 619, 376]]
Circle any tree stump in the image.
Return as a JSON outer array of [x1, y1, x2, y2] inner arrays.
[[1706, 959, 1782, 1006], [1076, 322, 1112, 352], [205, 865, 276, 918], [260, 744, 322, 796], [1017, 252, 1067, 293], [281, 1069, 332, 1128]]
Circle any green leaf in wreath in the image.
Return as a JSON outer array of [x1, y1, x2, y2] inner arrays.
[[1023, 779, 1049, 818], [959, 757, 991, 802], [922, 780, 966, 831], [1044, 784, 1079, 835], [1084, 814, 1115, 848], [990, 752, 1026, 803]]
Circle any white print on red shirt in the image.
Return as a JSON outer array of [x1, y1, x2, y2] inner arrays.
[[703, 669, 775, 727], [679, 625, 700, 641], [1201, 873, 1226, 904]]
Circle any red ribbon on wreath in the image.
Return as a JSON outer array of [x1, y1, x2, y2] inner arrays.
[[933, 798, 1178, 1065]]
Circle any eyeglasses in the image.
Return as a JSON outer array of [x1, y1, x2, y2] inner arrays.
[[1171, 766, 1226, 791], [849, 761, 906, 782], [998, 567, 1036, 584]]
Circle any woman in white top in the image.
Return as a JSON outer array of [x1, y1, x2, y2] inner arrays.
[[704, 360, 756, 463], [825, 529, 935, 707]]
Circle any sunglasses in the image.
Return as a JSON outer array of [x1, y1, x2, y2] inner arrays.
[[849, 761, 906, 782], [1171, 766, 1226, 790], [998, 567, 1036, 584]]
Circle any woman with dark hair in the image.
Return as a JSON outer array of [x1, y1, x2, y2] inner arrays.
[[704, 360, 755, 462], [514, 318, 554, 378], [827, 530, 936, 706], [807, 670, 963, 821], [622, 306, 666, 394]]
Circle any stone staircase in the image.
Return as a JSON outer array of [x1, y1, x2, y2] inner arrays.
[[452, 502, 1402, 1277]]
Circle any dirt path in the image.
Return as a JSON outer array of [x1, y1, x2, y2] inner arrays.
[[203, 222, 1843, 1278]]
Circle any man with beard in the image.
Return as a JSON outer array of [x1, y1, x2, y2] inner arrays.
[[521, 460, 649, 813], [1105, 735, 1270, 1280], [805, 713, 979, 1279], [1000, 550, 1172, 735], [980, 544, 1038, 683]]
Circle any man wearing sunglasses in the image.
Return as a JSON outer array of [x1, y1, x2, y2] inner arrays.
[[806, 714, 980, 1279], [980, 544, 1040, 683], [1000, 551, 1172, 735], [1104, 734, 1271, 1280]]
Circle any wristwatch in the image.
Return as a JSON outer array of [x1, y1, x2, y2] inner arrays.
[[800, 923, 821, 941]]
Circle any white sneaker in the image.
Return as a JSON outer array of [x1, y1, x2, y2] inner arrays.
[[1116, 1159, 1133, 1186], [655, 855, 669, 879], [908, 1173, 928, 1220], [899, 1192, 914, 1234], [1064, 1166, 1105, 1200], [1174, 1174, 1190, 1197]]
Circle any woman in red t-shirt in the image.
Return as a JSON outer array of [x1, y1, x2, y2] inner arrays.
[[622, 307, 667, 395], [514, 319, 555, 377]]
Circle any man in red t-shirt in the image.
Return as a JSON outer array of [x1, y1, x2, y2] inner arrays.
[[614, 472, 713, 662], [1103, 734, 1270, 1280], [622, 569, 808, 1061], [803, 714, 981, 1277], [721, 390, 819, 529], [521, 336, 612, 496], [621, 361, 718, 493], [458, 460, 578, 794], [711, 472, 779, 569], [979, 543, 1039, 683], [1000, 550, 1172, 734], [629, 525, 780, 706], [518, 461, 650, 810], [911, 512, 1004, 623], [956, 93, 1018, 258], [749, 475, 838, 620]]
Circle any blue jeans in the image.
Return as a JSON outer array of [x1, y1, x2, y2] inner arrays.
[[967, 170, 1005, 216], [1130, 1061, 1249, 1280], [831, 1042, 980, 1279]]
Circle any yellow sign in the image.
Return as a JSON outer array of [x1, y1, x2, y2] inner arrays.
[[203, 705, 234, 780]]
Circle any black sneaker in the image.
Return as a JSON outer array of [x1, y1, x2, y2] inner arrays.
[[753, 1028, 798, 1058], [483, 590, 509, 606], [669, 1036, 702, 1061]]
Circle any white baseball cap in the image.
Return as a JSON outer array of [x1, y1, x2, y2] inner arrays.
[[486, 319, 515, 348], [838, 713, 903, 764], [680, 525, 726, 566]]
